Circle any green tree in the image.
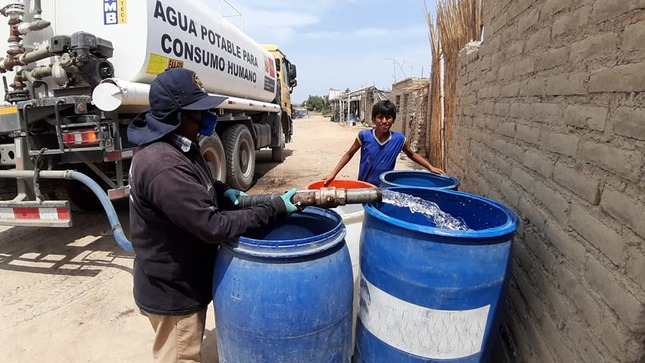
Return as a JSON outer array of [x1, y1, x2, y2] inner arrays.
[[304, 95, 330, 113]]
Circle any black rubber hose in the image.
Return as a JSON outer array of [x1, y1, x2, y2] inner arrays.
[[236, 194, 282, 209]]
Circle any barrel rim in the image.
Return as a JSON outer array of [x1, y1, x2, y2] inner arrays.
[[379, 170, 460, 189], [366, 187, 519, 239], [226, 207, 347, 258], [307, 179, 376, 190]]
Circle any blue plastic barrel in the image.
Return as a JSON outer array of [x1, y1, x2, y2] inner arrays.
[[354, 187, 519, 362], [379, 170, 460, 190], [213, 207, 353, 363]]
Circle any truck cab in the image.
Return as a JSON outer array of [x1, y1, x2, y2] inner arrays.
[[263, 44, 298, 139]]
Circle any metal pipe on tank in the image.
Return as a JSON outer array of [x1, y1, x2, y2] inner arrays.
[[221, 97, 280, 112], [0, 44, 50, 73], [33, 0, 42, 19], [92, 79, 151, 112], [15, 17, 49, 34], [16, 44, 49, 64], [92, 78, 281, 113], [0, 0, 26, 60], [15, 0, 49, 35], [20, 63, 67, 85]]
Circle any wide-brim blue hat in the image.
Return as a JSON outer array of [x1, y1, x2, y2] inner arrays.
[[127, 68, 227, 145]]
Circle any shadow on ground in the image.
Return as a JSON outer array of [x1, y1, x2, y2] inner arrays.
[[0, 199, 133, 276]]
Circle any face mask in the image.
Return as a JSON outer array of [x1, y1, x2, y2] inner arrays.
[[198, 111, 218, 136]]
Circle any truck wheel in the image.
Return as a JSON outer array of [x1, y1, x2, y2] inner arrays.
[[222, 124, 255, 191], [199, 135, 227, 183], [271, 121, 285, 162]]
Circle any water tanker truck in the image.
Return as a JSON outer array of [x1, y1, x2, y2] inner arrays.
[[0, 0, 298, 231]]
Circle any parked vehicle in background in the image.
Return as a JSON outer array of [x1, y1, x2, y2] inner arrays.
[[261, 44, 297, 162], [0, 0, 297, 232]]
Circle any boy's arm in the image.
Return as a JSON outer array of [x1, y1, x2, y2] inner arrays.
[[402, 142, 445, 175], [323, 138, 361, 185]]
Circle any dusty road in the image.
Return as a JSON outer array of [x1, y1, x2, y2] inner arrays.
[[0, 115, 419, 362]]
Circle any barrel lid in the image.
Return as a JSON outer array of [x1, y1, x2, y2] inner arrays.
[[226, 207, 348, 258], [380, 170, 460, 190]]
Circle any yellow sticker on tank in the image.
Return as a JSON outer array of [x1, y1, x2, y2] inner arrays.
[[118, 0, 127, 24], [0, 106, 17, 115], [146, 54, 169, 75]]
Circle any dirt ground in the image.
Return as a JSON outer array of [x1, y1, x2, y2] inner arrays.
[[0, 115, 419, 362]]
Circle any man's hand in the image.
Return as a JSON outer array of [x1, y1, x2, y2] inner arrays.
[[223, 189, 247, 206], [280, 188, 298, 214]]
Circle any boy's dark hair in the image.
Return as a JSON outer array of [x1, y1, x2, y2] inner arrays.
[[372, 100, 397, 120]]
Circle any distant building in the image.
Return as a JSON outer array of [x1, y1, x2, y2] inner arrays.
[[328, 88, 342, 101], [329, 86, 390, 125], [390, 77, 431, 158]]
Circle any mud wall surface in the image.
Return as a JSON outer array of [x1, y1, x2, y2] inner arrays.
[[392, 78, 431, 157], [450, 0, 645, 361]]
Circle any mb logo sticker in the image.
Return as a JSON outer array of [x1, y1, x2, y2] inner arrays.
[[104, 0, 127, 25]]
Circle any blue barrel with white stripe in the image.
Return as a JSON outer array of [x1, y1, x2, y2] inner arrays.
[[213, 207, 353, 363], [379, 170, 460, 190], [354, 187, 519, 362]]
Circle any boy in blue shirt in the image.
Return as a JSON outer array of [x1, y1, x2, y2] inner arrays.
[[323, 100, 444, 186]]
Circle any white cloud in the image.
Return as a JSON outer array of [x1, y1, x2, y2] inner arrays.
[[237, 10, 320, 43], [207, 0, 374, 40], [354, 27, 389, 38], [243, 10, 319, 28], [200, 0, 437, 103]]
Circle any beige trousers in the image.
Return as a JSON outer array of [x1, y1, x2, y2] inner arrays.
[[142, 308, 208, 363]]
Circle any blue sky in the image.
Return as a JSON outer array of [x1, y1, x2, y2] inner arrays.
[[205, 0, 437, 104]]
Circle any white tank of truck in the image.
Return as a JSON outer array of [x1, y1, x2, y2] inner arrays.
[[8, 0, 278, 103]]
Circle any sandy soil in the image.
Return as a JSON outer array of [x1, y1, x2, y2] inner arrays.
[[0, 115, 419, 362]]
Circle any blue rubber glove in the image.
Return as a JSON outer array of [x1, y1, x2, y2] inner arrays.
[[223, 188, 247, 206], [281, 188, 298, 214]]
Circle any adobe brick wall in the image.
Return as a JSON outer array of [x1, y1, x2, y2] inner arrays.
[[391, 78, 431, 157], [449, 0, 645, 361]]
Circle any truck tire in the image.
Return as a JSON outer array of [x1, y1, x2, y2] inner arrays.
[[271, 121, 285, 162], [199, 135, 227, 183], [222, 124, 255, 191]]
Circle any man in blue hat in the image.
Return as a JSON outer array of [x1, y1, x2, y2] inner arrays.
[[127, 68, 298, 362]]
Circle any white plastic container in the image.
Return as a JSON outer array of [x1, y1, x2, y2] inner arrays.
[[331, 203, 365, 349], [332, 203, 364, 283]]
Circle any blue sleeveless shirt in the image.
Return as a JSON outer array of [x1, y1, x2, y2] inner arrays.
[[357, 129, 405, 186]]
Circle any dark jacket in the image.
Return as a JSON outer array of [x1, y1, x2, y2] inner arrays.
[[129, 137, 287, 315]]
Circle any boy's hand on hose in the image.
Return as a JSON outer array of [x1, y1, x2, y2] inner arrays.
[[281, 188, 298, 214], [322, 175, 335, 186]]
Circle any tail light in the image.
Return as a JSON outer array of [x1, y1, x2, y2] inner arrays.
[[62, 128, 100, 147]]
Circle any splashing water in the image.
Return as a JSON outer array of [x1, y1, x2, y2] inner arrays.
[[381, 190, 471, 231]]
